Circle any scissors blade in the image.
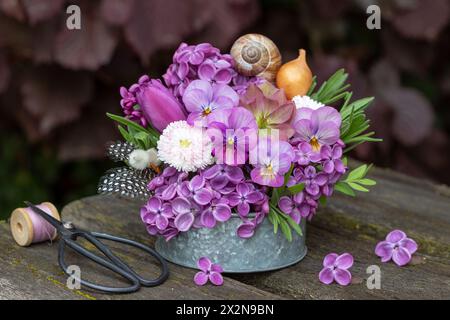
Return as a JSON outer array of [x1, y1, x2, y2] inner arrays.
[[24, 201, 63, 230]]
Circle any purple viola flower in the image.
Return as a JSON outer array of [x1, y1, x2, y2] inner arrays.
[[171, 197, 201, 232], [140, 197, 173, 231], [319, 253, 353, 286], [294, 142, 322, 165], [179, 175, 213, 205], [298, 166, 328, 196], [194, 257, 224, 286], [203, 164, 244, 190], [278, 193, 309, 223], [293, 107, 342, 152], [320, 144, 345, 174], [133, 78, 187, 132], [375, 230, 418, 266], [227, 183, 264, 216], [200, 198, 232, 228], [250, 141, 294, 187], [182, 80, 239, 126], [207, 107, 258, 165]]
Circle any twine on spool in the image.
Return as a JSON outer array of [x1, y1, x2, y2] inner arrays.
[[10, 202, 61, 247]]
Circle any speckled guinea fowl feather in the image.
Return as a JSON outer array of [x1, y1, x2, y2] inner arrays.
[[106, 141, 136, 162], [97, 167, 153, 200]]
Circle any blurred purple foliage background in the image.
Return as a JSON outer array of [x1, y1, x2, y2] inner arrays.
[[0, 0, 449, 218]]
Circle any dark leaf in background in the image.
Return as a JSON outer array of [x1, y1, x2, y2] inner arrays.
[[100, 0, 134, 26], [57, 91, 119, 161], [0, 50, 10, 93], [0, 0, 26, 22], [22, 0, 64, 25], [124, 0, 193, 64], [21, 66, 93, 137], [381, 87, 434, 146], [53, 4, 118, 70], [390, 0, 450, 41]]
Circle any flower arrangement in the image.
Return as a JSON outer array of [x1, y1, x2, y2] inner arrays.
[[100, 33, 380, 245]]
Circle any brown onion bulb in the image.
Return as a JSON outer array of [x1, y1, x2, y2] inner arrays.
[[230, 34, 282, 82], [276, 49, 313, 100]]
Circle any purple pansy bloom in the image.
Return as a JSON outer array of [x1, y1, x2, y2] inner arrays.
[[375, 230, 418, 266], [171, 197, 201, 232], [321, 144, 345, 174], [319, 253, 353, 286], [250, 141, 294, 187], [294, 107, 341, 152], [207, 107, 258, 165], [140, 197, 173, 231], [227, 183, 264, 216], [182, 80, 239, 126], [203, 164, 244, 190], [194, 257, 224, 286], [179, 175, 213, 205], [200, 198, 232, 228]]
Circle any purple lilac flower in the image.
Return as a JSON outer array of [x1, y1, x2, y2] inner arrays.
[[226, 183, 264, 217], [236, 211, 266, 239], [171, 197, 202, 232], [250, 141, 295, 187], [375, 230, 418, 266], [140, 197, 173, 231], [200, 198, 231, 228], [203, 164, 244, 190], [319, 253, 353, 286], [179, 175, 213, 206], [207, 107, 258, 165], [320, 144, 345, 174], [296, 166, 328, 196], [194, 257, 224, 286], [293, 107, 342, 153], [278, 193, 309, 223], [294, 142, 321, 165], [182, 80, 239, 126], [119, 75, 148, 127]]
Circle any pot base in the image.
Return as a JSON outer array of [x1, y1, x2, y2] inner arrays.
[[155, 217, 307, 273]]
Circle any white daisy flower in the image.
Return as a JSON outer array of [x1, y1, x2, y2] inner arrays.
[[292, 95, 325, 110], [157, 121, 214, 172]]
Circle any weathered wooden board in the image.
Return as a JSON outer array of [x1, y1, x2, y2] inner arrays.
[[0, 197, 281, 300], [1, 165, 449, 300]]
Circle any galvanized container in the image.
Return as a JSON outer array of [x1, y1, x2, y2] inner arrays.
[[155, 215, 307, 273]]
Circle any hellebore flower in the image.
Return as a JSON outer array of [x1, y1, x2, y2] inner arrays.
[[319, 253, 354, 286], [182, 80, 239, 126], [207, 107, 258, 165], [194, 257, 224, 286], [227, 183, 264, 216], [375, 230, 418, 266], [240, 82, 296, 140], [134, 79, 187, 132], [250, 140, 294, 187], [293, 107, 341, 152]]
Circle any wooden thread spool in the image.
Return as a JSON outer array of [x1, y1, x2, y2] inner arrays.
[[10, 202, 61, 247]]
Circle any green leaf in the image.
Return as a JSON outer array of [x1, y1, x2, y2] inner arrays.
[[287, 183, 305, 194], [347, 165, 367, 181], [284, 164, 294, 186], [319, 196, 327, 206], [107, 113, 150, 134], [118, 125, 131, 142], [334, 182, 356, 197], [279, 218, 292, 242], [348, 182, 369, 192], [280, 213, 303, 236], [306, 76, 317, 96], [358, 178, 376, 186]]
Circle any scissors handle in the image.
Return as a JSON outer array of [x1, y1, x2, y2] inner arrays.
[[58, 232, 169, 294]]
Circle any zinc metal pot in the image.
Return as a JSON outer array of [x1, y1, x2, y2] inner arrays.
[[155, 215, 307, 273]]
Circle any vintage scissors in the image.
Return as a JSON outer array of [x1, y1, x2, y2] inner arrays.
[[24, 201, 169, 294]]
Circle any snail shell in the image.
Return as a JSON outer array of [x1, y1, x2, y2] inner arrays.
[[230, 34, 282, 82]]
